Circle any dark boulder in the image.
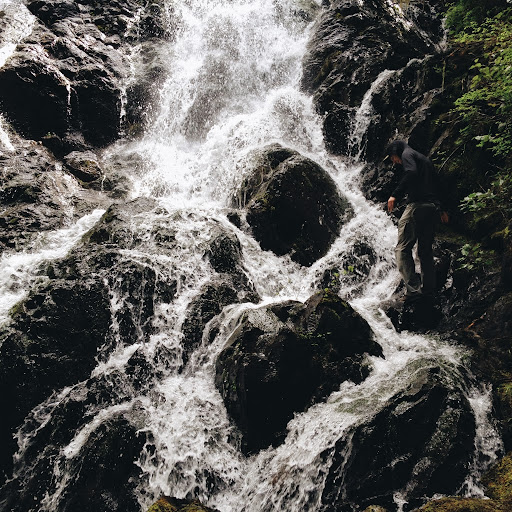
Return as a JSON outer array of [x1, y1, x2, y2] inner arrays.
[[462, 293, 512, 449], [63, 150, 103, 182], [502, 235, 512, 292], [0, 277, 111, 480], [0, 22, 123, 148], [0, 0, 175, 151], [215, 290, 383, 454], [237, 144, 353, 266], [0, 198, 174, 480], [383, 235, 504, 334], [182, 228, 259, 362], [321, 366, 477, 511], [59, 415, 145, 512], [0, 404, 145, 512], [0, 140, 97, 253], [85, 197, 159, 248]]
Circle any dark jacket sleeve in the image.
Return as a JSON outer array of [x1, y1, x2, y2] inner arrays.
[[391, 150, 418, 200]]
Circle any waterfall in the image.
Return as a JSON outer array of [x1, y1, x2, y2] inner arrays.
[[0, 1, 503, 511]]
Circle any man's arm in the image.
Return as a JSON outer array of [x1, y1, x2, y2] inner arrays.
[[391, 150, 418, 203]]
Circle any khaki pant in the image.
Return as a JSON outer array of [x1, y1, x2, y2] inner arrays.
[[395, 202, 438, 298]]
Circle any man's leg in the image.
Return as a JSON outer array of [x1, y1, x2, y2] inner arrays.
[[416, 203, 438, 297], [395, 204, 422, 298]]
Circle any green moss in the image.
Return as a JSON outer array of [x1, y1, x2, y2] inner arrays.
[[417, 497, 502, 511], [147, 497, 178, 512], [8, 301, 25, 318], [147, 497, 214, 512], [482, 452, 512, 508], [497, 383, 512, 432]]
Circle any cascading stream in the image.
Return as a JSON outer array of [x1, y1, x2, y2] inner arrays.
[[0, 1, 503, 511]]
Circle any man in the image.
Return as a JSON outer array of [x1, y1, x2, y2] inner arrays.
[[386, 140, 449, 304]]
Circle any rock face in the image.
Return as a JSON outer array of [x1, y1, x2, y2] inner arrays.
[[0, 199, 163, 481], [215, 290, 383, 454], [52, 415, 145, 512], [237, 144, 353, 266], [0, 400, 146, 512], [302, 0, 445, 162], [0, 0, 173, 154], [0, 139, 84, 252], [320, 240, 377, 297], [181, 228, 260, 362], [321, 367, 477, 511]]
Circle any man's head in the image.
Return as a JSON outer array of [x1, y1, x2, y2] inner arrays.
[[385, 140, 407, 165]]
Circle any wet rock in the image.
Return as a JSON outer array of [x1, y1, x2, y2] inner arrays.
[[385, 295, 443, 333], [100, 147, 146, 199], [0, 22, 122, 148], [461, 293, 512, 448], [0, 141, 90, 253], [237, 144, 353, 266], [302, 0, 444, 161], [59, 415, 145, 512], [321, 367, 477, 511], [86, 197, 159, 248], [63, 150, 103, 182], [481, 452, 512, 511], [181, 228, 259, 360], [382, 235, 504, 334], [502, 236, 512, 292], [416, 497, 501, 512], [215, 289, 383, 454], [0, 198, 176, 480], [320, 240, 377, 296], [0, 277, 111, 480], [148, 496, 221, 512], [0, 0, 175, 150], [0, 396, 145, 512], [182, 282, 239, 357], [125, 43, 168, 137], [360, 160, 403, 206]]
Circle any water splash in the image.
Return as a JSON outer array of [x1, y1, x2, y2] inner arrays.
[[0, 0, 503, 511], [0, 210, 105, 327]]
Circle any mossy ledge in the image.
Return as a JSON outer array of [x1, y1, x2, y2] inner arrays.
[[147, 496, 219, 512]]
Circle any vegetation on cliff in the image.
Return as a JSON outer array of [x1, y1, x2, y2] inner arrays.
[[417, 1, 512, 509], [441, 0, 512, 243]]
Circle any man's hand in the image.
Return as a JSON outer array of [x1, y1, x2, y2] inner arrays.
[[440, 211, 449, 224], [387, 196, 396, 213]]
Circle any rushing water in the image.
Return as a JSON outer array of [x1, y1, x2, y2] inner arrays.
[[0, 0, 504, 511]]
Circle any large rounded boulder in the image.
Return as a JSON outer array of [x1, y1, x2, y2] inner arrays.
[[237, 144, 353, 266], [215, 290, 382, 454], [321, 366, 477, 511]]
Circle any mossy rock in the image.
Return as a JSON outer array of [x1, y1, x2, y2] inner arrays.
[[147, 497, 218, 512], [417, 497, 503, 511], [482, 452, 512, 510], [148, 497, 178, 512], [497, 382, 512, 449]]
